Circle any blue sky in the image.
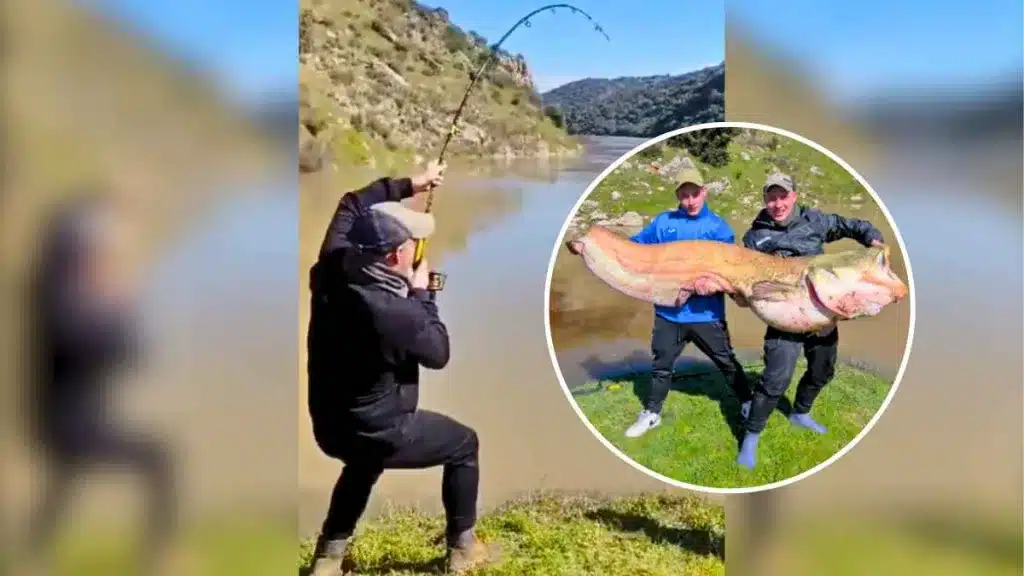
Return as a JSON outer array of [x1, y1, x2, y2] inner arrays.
[[89, 0, 724, 98], [428, 1, 726, 92], [729, 0, 1023, 101], [88, 0, 1020, 103], [90, 0, 297, 104]]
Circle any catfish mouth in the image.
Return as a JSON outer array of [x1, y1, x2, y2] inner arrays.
[[566, 239, 584, 256], [805, 275, 834, 316]]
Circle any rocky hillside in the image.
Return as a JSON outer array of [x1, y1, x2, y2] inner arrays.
[[3, 0, 281, 274], [299, 0, 580, 171], [567, 127, 872, 238], [541, 63, 724, 137]]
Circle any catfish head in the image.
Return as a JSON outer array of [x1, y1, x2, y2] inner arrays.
[[804, 244, 909, 320]]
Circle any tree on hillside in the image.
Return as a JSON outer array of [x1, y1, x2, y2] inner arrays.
[[667, 127, 737, 167], [544, 106, 564, 128]]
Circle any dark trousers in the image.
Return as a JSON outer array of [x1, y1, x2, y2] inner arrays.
[[318, 410, 479, 541], [645, 315, 753, 414], [27, 410, 175, 565], [745, 325, 840, 433]]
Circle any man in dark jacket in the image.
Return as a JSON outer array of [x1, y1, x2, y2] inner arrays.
[[23, 193, 178, 575], [305, 162, 496, 575], [734, 172, 885, 470]]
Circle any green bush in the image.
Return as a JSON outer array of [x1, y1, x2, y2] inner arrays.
[[299, 9, 316, 54], [443, 24, 471, 54], [668, 128, 737, 167], [544, 105, 565, 129], [635, 143, 664, 160], [329, 69, 354, 85]]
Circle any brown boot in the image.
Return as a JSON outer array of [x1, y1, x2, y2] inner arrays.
[[306, 537, 357, 576], [445, 529, 500, 574]]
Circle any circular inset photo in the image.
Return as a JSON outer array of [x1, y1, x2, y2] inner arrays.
[[545, 122, 915, 493]]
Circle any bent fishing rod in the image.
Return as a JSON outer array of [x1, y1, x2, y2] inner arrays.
[[413, 3, 609, 267]]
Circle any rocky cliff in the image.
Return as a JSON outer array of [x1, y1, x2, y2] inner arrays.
[[299, 0, 578, 171]]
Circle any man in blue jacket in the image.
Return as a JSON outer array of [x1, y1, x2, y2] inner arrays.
[[734, 172, 885, 469], [625, 167, 753, 438]]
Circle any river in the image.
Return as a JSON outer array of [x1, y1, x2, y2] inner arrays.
[[73, 134, 1016, 540], [297, 136, 692, 534], [294, 134, 918, 534]]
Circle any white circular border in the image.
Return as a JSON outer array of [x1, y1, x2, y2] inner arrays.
[[542, 121, 917, 495]]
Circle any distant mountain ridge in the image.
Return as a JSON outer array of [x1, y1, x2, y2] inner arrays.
[[541, 63, 724, 137]]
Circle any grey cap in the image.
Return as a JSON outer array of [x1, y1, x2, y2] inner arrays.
[[763, 172, 796, 194], [350, 201, 436, 253], [676, 167, 705, 188]]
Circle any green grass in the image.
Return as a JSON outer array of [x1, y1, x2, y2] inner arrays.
[[298, 493, 725, 575], [8, 516, 295, 575], [583, 131, 869, 226], [773, 510, 1022, 575], [571, 360, 891, 489]]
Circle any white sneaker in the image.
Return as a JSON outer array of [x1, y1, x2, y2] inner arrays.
[[625, 410, 662, 438], [741, 401, 752, 420]]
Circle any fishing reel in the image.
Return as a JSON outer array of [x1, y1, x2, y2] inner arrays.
[[427, 271, 446, 293]]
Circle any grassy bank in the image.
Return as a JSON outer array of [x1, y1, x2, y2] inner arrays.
[[570, 360, 891, 489], [572, 128, 873, 233], [298, 493, 725, 575], [6, 516, 295, 575], [764, 509, 1023, 575]]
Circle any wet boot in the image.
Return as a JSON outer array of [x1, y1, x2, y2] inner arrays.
[[307, 536, 356, 576], [445, 529, 499, 574]]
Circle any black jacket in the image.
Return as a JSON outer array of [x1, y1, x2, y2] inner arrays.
[[306, 177, 450, 451], [741, 205, 883, 257]]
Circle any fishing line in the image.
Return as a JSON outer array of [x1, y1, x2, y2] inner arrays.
[[413, 3, 610, 267]]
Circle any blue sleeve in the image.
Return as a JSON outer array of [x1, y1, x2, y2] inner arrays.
[[713, 219, 735, 244], [630, 215, 659, 244]]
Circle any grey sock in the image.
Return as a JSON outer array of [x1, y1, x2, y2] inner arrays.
[[316, 536, 349, 558], [448, 528, 475, 549]]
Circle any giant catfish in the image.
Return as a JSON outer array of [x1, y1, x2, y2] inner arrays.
[[564, 224, 909, 334]]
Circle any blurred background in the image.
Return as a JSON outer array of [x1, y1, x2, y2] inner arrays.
[[3, 0, 1020, 574], [1, 0, 296, 574], [724, 1, 1022, 574]]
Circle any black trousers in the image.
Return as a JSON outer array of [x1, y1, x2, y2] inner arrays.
[[645, 315, 752, 414], [27, 409, 175, 565], [318, 410, 479, 541], [745, 325, 840, 433]]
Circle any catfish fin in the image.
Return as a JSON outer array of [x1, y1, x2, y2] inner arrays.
[[672, 288, 692, 307], [690, 274, 734, 296], [751, 281, 796, 301]]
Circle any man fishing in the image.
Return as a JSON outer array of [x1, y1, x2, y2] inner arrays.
[[734, 172, 885, 470], [305, 161, 497, 575], [621, 167, 754, 438], [22, 192, 179, 575]]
